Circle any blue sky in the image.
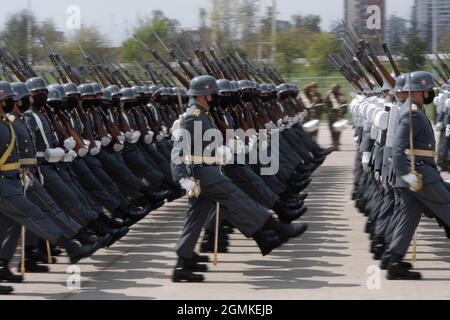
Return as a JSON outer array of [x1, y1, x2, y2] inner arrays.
[[1, 0, 414, 46]]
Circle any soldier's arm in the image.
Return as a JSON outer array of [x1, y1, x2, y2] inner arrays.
[[392, 111, 421, 177], [171, 114, 195, 183]]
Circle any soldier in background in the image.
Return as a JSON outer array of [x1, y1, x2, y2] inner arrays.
[[325, 84, 348, 151], [301, 83, 324, 142]]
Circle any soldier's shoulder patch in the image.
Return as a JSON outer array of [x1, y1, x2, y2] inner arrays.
[[193, 109, 202, 117]]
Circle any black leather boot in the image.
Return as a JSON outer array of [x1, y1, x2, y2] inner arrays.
[[0, 259, 23, 283], [58, 236, 103, 265], [273, 202, 308, 223], [18, 247, 49, 273], [386, 253, 421, 280], [0, 285, 13, 295], [172, 257, 205, 283]]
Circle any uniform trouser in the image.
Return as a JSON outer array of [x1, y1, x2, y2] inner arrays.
[[0, 173, 81, 261], [329, 118, 341, 146], [176, 176, 271, 259], [437, 130, 449, 163], [224, 165, 279, 209], [122, 143, 165, 192], [40, 164, 97, 227], [281, 130, 314, 165], [58, 164, 103, 216], [388, 182, 450, 257], [82, 156, 129, 207], [374, 184, 395, 239], [97, 150, 146, 196], [385, 188, 402, 246], [292, 125, 321, 154], [258, 170, 288, 195], [0, 178, 63, 249], [0, 217, 21, 261], [157, 139, 173, 161], [142, 143, 176, 186], [72, 158, 122, 213]]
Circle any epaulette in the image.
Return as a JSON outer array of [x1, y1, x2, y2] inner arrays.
[[193, 109, 202, 117]]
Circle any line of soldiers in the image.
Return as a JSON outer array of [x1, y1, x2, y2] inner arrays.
[[0, 71, 338, 293], [301, 82, 348, 150], [0, 78, 189, 295], [170, 76, 338, 282], [351, 71, 450, 280]]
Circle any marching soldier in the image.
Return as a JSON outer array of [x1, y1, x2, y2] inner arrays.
[[325, 84, 348, 151], [171, 75, 308, 282]]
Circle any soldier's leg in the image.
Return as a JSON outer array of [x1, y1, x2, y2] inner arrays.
[[224, 165, 279, 209], [0, 215, 21, 263], [122, 143, 165, 192], [414, 182, 450, 226], [386, 189, 423, 257], [82, 156, 130, 206], [175, 197, 214, 259], [40, 165, 97, 226], [27, 178, 81, 237], [71, 158, 122, 213], [0, 185, 64, 244], [98, 150, 147, 196]]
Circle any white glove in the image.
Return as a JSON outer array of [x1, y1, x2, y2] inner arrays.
[[144, 131, 154, 144], [283, 116, 290, 123], [156, 133, 165, 142], [130, 131, 141, 144], [95, 140, 102, 149], [179, 177, 197, 192], [402, 173, 419, 185], [63, 137, 76, 151], [118, 135, 126, 143], [215, 146, 233, 165], [64, 150, 78, 162], [277, 119, 283, 127], [89, 146, 100, 156], [354, 136, 359, 147], [44, 148, 65, 163], [436, 122, 443, 131], [362, 152, 371, 172], [446, 125, 450, 138], [101, 134, 112, 147], [77, 147, 89, 158], [125, 131, 134, 141], [113, 143, 124, 152], [82, 139, 91, 147]]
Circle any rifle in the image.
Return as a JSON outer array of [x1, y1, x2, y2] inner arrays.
[[79, 45, 110, 86], [376, 31, 401, 77], [0, 64, 15, 82], [113, 60, 143, 86], [58, 110, 88, 152], [182, 30, 214, 76], [133, 34, 189, 88], [4, 38, 37, 78], [175, 43, 203, 76], [428, 57, 447, 83], [38, 35, 72, 84], [0, 47, 27, 82], [154, 32, 195, 79]]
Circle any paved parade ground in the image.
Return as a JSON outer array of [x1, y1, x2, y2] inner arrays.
[[3, 124, 450, 300]]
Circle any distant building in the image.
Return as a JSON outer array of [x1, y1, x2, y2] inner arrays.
[[344, 0, 386, 36], [276, 20, 292, 32], [412, 0, 450, 51]]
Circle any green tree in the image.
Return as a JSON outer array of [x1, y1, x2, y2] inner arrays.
[[399, 32, 427, 71], [306, 32, 339, 76]]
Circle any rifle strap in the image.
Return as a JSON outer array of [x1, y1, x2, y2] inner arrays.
[[0, 122, 17, 168], [25, 111, 51, 149]]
